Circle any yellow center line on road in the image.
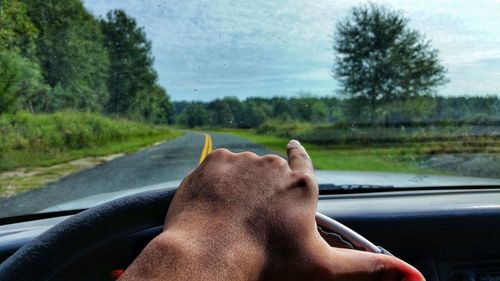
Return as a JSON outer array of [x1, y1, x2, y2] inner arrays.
[[199, 133, 213, 164]]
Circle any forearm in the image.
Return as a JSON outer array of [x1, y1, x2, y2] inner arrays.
[[119, 228, 265, 281]]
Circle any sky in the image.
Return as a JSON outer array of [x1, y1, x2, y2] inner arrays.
[[83, 0, 500, 101]]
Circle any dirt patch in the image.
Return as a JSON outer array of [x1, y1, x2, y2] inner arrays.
[[420, 153, 500, 178], [0, 153, 124, 197]]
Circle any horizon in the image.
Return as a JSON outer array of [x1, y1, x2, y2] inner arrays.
[[170, 93, 500, 103], [83, 0, 500, 101]]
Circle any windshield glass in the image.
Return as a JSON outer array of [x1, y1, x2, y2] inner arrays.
[[0, 0, 499, 218]]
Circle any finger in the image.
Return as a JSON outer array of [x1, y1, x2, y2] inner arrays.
[[318, 247, 425, 281], [287, 139, 313, 174]]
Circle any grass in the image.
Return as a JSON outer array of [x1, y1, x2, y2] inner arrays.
[[0, 111, 183, 196], [219, 119, 500, 177], [0, 111, 182, 171], [217, 128, 438, 174], [0, 132, 181, 171]]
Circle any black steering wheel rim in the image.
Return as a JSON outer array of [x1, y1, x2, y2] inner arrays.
[[0, 189, 176, 281]]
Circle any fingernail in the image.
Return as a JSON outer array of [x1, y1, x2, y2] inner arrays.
[[287, 139, 301, 149]]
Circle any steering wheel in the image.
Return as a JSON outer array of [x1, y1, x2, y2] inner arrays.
[[0, 189, 388, 281]]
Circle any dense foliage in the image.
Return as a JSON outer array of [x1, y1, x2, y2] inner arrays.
[[0, 0, 173, 123]]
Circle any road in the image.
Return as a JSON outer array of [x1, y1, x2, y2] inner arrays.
[[0, 132, 272, 217]]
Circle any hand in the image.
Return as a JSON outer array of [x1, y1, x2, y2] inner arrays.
[[120, 140, 425, 281]]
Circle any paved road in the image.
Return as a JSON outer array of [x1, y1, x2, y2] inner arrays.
[[0, 132, 272, 217]]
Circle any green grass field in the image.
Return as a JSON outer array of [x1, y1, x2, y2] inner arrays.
[[218, 129, 439, 174]]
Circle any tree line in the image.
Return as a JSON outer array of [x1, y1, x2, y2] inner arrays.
[[174, 95, 500, 128], [0, 0, 173, 123], [2, 1, 498, 129]]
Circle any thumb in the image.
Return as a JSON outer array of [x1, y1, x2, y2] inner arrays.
[[317, 246, 425, 281]]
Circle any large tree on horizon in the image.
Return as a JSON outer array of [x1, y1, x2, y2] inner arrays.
[[333, 3, 448, 123]]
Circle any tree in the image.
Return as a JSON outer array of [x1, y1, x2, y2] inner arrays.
[[377, 95, 436, 124], [0, 0, 49, 113], [207, 97, 242, 127], [21, 0, 110, 111], [102, 10, 156, 117], [0, 51, 26, 113], [133, 85, 174, 124], [101, 9, 173, 123], [270, 97, 296, 120], [177, 103, 209, 128], [320, 97, 344, 123], [0, 50, 48, 113], [333, 3, 447, 123], [0, 0, 38, 55], [290, 95, 327, 122], [238, 101, 267, 128]]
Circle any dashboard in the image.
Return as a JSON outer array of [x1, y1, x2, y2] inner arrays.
[[1, 187, 500, 281]]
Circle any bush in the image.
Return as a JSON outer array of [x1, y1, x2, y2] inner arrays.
[[256, 119, 313, 138], [0, 110, 172, 153]]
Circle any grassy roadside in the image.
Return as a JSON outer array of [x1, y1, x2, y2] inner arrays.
[[217, 129, 437, 174], [0, 132, 182, 171], [0, 132, 180, 196], [0, 111, 183, 196]]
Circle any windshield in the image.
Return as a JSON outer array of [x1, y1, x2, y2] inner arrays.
[[0, 0, 499, 219]]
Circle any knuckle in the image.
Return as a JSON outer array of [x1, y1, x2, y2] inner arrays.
[[370, 256, 388, 281], [370, 254, 408, 281], [262, 154, 286, 165], [210, 148, 231, 158], [292, 171, 314, 183], [291, 171, 318, 194], [237, 151, 258, 160]]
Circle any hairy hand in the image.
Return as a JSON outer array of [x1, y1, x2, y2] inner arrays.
[[121, 140, 425, 281]]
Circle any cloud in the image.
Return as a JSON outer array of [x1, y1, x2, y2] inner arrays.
[[83, 0, 500, 100]]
